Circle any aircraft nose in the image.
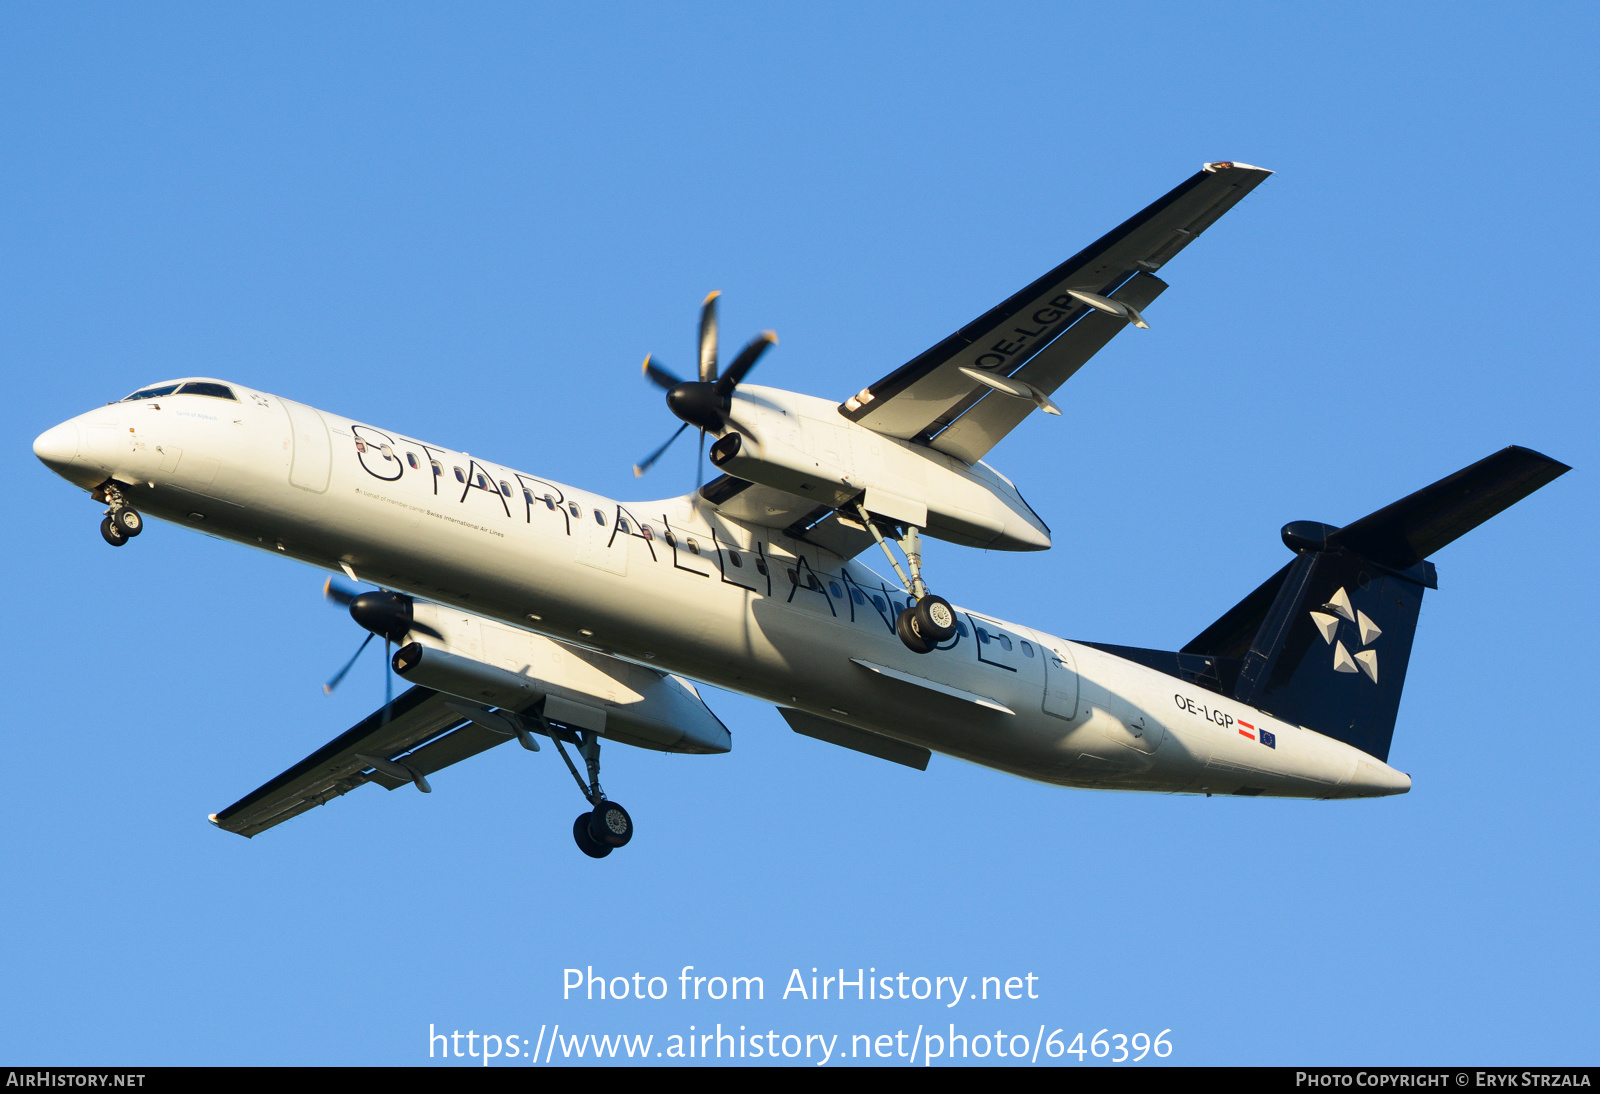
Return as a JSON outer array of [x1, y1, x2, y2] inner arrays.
[[33, 421, 81, 473]]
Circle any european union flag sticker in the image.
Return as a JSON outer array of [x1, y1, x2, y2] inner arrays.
[[1260, 728, 1276, 749]]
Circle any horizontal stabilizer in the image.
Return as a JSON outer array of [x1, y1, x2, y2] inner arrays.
[[1327, 446, 1570, 570]]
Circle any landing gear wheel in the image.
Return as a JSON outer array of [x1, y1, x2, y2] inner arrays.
[[911, 594, 957, 643], [112, 507, 143, 537], [896, 606, 934, 654], [573, 812, 613, 858], [100, 516, 128, 547], [588, 800, 633, 847]]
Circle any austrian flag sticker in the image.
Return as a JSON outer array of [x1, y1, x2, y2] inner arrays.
[[1238, 720, 1277, 749]]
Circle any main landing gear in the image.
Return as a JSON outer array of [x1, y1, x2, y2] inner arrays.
[[546, 723, 633, 859], [853, 504, 959, 654], [97, 483, 143, 547]]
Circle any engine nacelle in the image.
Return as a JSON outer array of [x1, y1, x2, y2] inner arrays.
[[393, 627, 730, 755], [392, 642, 541, 709], [711, 388, 1051, 551]]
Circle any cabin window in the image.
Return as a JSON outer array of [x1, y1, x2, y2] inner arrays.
[[664, 530, 677, 547], [640, 524, 654, 540], [568, 503, 581, 519], [755, 558, 768, 576], [522, 488, 535, 504], [543, 494, 556, 510], [997, 633, 1013, 652], [1021, 640, 1035, 658], [431, 460, 443, 476], [975, 626, 991, 644], [176, 381, 237, 400], [354, 438, 368, 453], [829, 581, 842, 598], [617, 518, 631, 535], [956, 619, 969, 638], [871, 595, 886, 612], [593, 509, 606, 526], [850, 588, 865, 605], [687, 538, 701, 554], [475, 472, 489, 489], [728, 550, 742, 567], [406, 453, 419, 470], [499, 481, 512, 497], [380, 444, 396, 462], [454, 466, 467, 483]]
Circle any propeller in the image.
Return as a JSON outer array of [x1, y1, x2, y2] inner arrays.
[[323, 631, 376, 695], [634, 291, 777, 485], [321, 577, 441, 716]]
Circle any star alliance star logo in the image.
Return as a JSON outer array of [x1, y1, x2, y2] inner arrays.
[[1309, 587, 1381, 683]]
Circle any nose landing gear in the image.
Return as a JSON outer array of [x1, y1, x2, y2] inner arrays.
[[546, 721, 633, 859], [96, 484, 143, 547]]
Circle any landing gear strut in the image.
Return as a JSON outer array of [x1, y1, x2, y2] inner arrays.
[[97, 483, 143, 547], [853, 504, 958, 653], [546, 721, 633, 858]]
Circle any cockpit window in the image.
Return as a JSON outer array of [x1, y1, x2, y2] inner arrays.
[[177, 382, 237, 400], [122, 384, 181, 401], [122, 381, 237, 402]]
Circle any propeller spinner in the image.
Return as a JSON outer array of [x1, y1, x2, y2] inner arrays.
[[634, 292, 776, 479], [320, 576, 440, 709]]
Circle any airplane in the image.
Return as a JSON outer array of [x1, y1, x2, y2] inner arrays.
[[32, 162, 1569, 858]]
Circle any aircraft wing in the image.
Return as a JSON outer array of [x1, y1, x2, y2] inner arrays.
[[838, 162, 1271, 462], [210, 686, 512, 837]]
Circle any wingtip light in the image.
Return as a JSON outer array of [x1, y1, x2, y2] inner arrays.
[[1204, 160, 1272, 174]]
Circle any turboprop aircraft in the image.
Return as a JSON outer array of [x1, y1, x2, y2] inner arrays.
[[32, 162, 1569, 858]]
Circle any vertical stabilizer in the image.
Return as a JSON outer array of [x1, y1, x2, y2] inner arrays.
[[1181, 446, 1567, 761]]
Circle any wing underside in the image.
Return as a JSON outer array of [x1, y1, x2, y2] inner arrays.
[[839, 162, 1272, 460], [211, 686, 511, 837]]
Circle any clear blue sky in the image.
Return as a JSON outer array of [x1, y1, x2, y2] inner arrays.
[[2, 3, 1595, 1066]]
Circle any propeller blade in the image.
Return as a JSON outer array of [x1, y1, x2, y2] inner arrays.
[[381, 640, 393, 725], [323, 575, 361, 606], [634, 422, 690, 477], [641, 354, 682, 391], [714, 331, 777, 400], [696, 428, 705, 492], [323, 631, 375, 694], [698, 291, 720, 383]]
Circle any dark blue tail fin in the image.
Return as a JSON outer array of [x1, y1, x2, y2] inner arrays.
[[1096, 446, 1568, 761]]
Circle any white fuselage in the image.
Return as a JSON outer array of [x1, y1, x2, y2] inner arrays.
[[34, 380, 1410, 800]]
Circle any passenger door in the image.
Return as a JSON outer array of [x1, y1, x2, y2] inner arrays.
[[1037, 637, 1080, 721], [281, 399, 331, 493]]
